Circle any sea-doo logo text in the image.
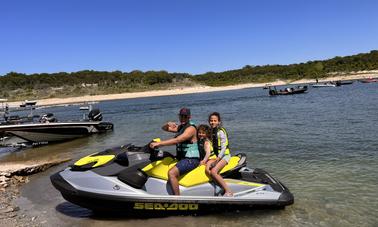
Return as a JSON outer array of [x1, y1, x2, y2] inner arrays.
[[133, 203, 198, 210]]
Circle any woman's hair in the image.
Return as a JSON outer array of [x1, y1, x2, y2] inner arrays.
[[197, 124, 211, 138], [208, 112, 221, 123]]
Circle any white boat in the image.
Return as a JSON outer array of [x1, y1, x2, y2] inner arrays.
[[0, 121, 113, 143], [0, 108, 113, 145], [311, 83, 336, 88]]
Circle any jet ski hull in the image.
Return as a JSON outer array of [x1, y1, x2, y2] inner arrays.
[[51, 144, 293, 215], [51, 168, 293, 215]]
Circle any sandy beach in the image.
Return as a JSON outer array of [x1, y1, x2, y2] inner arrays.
[[6, 71, 378, 108]]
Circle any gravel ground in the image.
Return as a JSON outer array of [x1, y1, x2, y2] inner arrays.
[[0, 158, 70, 227]]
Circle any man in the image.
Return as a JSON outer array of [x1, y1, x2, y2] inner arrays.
[[150, 107, 199, 195]]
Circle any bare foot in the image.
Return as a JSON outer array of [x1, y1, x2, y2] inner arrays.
[[223, 191, 233, 197]]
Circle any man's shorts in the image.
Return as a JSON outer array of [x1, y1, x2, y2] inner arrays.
[[175, 158, 200, 175]]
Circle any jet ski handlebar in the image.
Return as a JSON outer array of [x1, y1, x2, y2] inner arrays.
[[122, 139, 176, 161]]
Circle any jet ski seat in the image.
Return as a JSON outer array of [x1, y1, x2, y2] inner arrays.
[[142, 153, 247, 187]]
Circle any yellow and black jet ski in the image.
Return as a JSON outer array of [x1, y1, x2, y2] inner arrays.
[[51, 142, 294, 215]]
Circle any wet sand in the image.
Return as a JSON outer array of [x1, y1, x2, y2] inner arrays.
[[6, 71, 378, 108]]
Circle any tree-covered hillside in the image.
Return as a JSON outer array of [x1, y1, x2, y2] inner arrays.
[[193, 50, 378, 86], [0, 70, 193, 100], [1, 50, 377, 100]]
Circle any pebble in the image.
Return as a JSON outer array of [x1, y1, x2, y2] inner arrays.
[[13, 176, 26, 183], [0, 158, 71, 226], [0, 175, 10, 182], [0, 207, 14, 214], [0, 172, 12, 177]]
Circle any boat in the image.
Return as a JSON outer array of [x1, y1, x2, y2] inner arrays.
[[263, 83, 272, 89], [0, 107, 113, 145], [335, 80, 354, 86], [311, 82, 336, 88], [0, 99, 9, 124], [50, 141, 294, 215], [268, 86, 308, 96], [359, 78, 378, 83], [0, 120, 113, 144], [19, 100, 37, 108]]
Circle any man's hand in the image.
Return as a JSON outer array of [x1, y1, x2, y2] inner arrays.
[[167, 122, 178, 131], [150, 142, 160, 149], [162, 122, 178, 132]]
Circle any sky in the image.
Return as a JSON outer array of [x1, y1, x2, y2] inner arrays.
[[1, 0, 378, 76]]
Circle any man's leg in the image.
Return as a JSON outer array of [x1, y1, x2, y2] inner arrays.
[[168, 166, 180, 195]]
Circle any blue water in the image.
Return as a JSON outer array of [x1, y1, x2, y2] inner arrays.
[[1, 82, 377, 226]]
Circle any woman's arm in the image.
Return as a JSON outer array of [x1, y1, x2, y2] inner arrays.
[[217, 130, 228, 159]]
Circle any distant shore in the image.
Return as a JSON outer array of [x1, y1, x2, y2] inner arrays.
[[7, 71, 378, 108]]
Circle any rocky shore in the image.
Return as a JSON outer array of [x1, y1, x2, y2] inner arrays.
[[0, 159, 70, 227]]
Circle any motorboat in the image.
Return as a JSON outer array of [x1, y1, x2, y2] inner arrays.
[[311, 82, 336, 88], [263, 83, 272, 89], [51, 141, 294, 215], [268, 86, 308, 96], [359, 78, 378, 83], [0, 120, 113, 144], [0, 103, 113, 145], [335, 80, 354, 86]]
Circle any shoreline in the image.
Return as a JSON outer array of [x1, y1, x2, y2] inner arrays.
[[6, 71, 378, 108], [0, 158, 71, 226]]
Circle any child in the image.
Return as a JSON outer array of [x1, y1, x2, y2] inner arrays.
[[206, 112, 233, 197], [197, 124, 212, 165]]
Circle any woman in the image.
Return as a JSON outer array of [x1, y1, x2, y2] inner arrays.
[[206, 112, 233, 197]]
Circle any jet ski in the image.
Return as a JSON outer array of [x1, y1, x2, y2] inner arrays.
[[51, 140, 294, 215]]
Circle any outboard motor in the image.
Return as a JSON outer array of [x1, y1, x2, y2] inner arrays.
[[39, 113, 57, 123], [269, 89, 277, 95], [88, 109, 103, 121]]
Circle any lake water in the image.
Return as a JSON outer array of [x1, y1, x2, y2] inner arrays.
[[1, 82, 377, 226]]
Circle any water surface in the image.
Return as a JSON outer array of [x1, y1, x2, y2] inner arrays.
[[1, 82, 377, 226]]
